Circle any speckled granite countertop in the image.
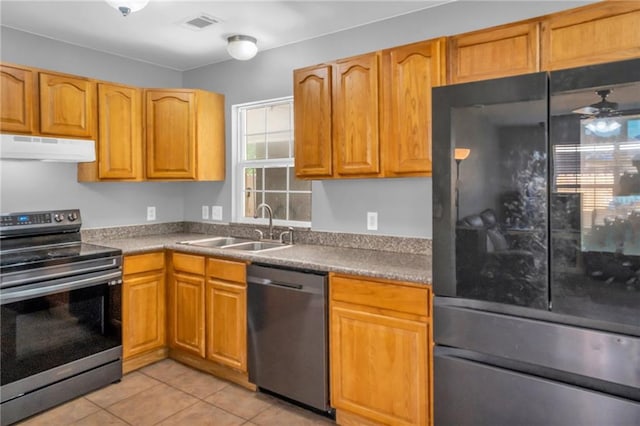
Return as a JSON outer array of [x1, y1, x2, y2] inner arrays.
[[86, 233, 432, 284]]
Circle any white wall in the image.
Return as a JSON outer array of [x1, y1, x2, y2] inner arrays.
[[1, 1, 594, 233]]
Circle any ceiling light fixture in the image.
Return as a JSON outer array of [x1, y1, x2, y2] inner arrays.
[[106, 0, 149, 17], [227, 35, 258, 61]]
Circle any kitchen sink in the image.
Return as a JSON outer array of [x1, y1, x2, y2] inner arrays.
[[223, 241, 289, 252], [178, 236, 253, 248], [178, 237, 290, 252]]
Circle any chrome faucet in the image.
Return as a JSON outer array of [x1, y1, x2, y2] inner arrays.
[[254, 203, 274, 240]]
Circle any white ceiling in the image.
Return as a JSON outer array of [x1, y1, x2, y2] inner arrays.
[[0, 0, 453, 71]]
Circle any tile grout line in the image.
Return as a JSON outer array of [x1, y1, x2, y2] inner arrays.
[[94, 404, 135, 426], [136, 363, 265, 424], [138, 362, 332, 425], [126, 368, 208, 426]]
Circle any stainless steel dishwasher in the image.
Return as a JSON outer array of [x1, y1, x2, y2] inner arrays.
[[247, 263, 331, 414]]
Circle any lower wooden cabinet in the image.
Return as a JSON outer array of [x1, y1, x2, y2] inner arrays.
[[205, 257, 247, 372], [330, 273, 432, 426], [122, 252, 166, 371], [168, 253, 249, 378], [169, 252, 206, 357]]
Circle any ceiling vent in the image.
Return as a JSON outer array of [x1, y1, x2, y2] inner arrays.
[[182, 14, 220, 31]]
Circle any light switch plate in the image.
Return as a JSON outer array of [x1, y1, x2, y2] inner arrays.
[[202, 205, 209, 220], [367, 211, 378, 231], [211, 205, 223, 221], [147, 206, 156, 221]]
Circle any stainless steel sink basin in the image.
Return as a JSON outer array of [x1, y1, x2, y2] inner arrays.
[[178, 236, 291, 252], [223, 241, 289, 252], [178, 236, 253, 248]]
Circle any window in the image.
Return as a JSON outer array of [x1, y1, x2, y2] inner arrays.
[[233, 97, 311, 227]]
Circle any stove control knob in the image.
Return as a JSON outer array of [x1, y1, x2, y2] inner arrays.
[[68, 212, 78, 221], [54, 214, 64, 223]]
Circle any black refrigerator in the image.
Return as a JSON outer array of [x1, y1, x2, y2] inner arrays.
[[432, 58, 640, 425]]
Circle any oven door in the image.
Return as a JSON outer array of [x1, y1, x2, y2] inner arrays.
[[0, 269, 122, 403]]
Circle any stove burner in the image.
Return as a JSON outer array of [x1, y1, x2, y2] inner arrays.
[[1, 244, 82, 267]]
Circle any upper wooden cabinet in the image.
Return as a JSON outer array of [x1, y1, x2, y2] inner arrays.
[[39, 71, 96, 138], [1, 61, 226, 182], [145, 88, 225, 181], [333, 52, 381, 177], [294, 53, 382, 179], [293, 64, 333, 178], [0, 64, 36, 134], [294, 38, 445, 179], [448, 2, 640, 81], [382, 38, 445, 176], [78, 82, 143, 181], [0, 64, 96, 138], [448, 21, 540, 84], [541, 1, 640, 71]]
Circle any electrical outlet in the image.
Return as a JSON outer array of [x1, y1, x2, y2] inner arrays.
[[202, 205, 209, 220], [211, 205, 223, 221], [147, 206, 156, 221], [367, 211, 378, 231]]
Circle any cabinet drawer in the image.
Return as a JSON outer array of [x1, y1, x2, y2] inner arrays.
[[124, 252, 165, 275], [331, 274, 429, 317], [207, 258, 245, 284], [172, 252, 205, 275]]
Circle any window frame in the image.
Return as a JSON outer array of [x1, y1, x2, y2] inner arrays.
[[231, 96, 311, 228]]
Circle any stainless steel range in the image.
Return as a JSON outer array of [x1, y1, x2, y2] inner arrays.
[[0, 209, 123, 426]]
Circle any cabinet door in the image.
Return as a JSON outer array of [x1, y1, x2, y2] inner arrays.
[[96, 83, 143, 180], [123, 270, 166, 359], [331, 303, 429, 426], [293, 64, 333, 178], [541, 2, 640, 71], [0, 64, 35, 134], [448, 21, 540, 84], [169, 271, 205, 357], [383, 39, 445, 176], [146, 90, 196, 179], [39, 72, 96, 138], [122, 252, 166, 362], [205, 279, 247, 372], [333, 53, 380, 176]]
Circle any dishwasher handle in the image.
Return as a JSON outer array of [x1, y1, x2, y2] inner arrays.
[[247, 275, 304, 290]]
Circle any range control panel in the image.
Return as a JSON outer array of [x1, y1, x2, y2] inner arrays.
[[0, 209, 82, 236]]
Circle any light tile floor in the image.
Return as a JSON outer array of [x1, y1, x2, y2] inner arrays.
[[17, 359, 335, 426]]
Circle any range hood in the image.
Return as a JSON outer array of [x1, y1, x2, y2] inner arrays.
[[0, 134, 95, 162]]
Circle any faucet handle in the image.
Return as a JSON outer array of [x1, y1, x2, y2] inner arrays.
[[254, 229, 264, 240], [280, 227, 294, 245]]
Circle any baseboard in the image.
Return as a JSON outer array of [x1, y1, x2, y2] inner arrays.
[[169, 348, 256, 391], [336, 409, 385, 426], [123, 348, 168, 374]]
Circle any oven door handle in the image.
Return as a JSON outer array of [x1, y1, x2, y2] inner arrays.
[[0, 271, 122, 304]]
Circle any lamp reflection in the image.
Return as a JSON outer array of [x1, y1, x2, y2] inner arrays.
[[454, 148, 471, 222]]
